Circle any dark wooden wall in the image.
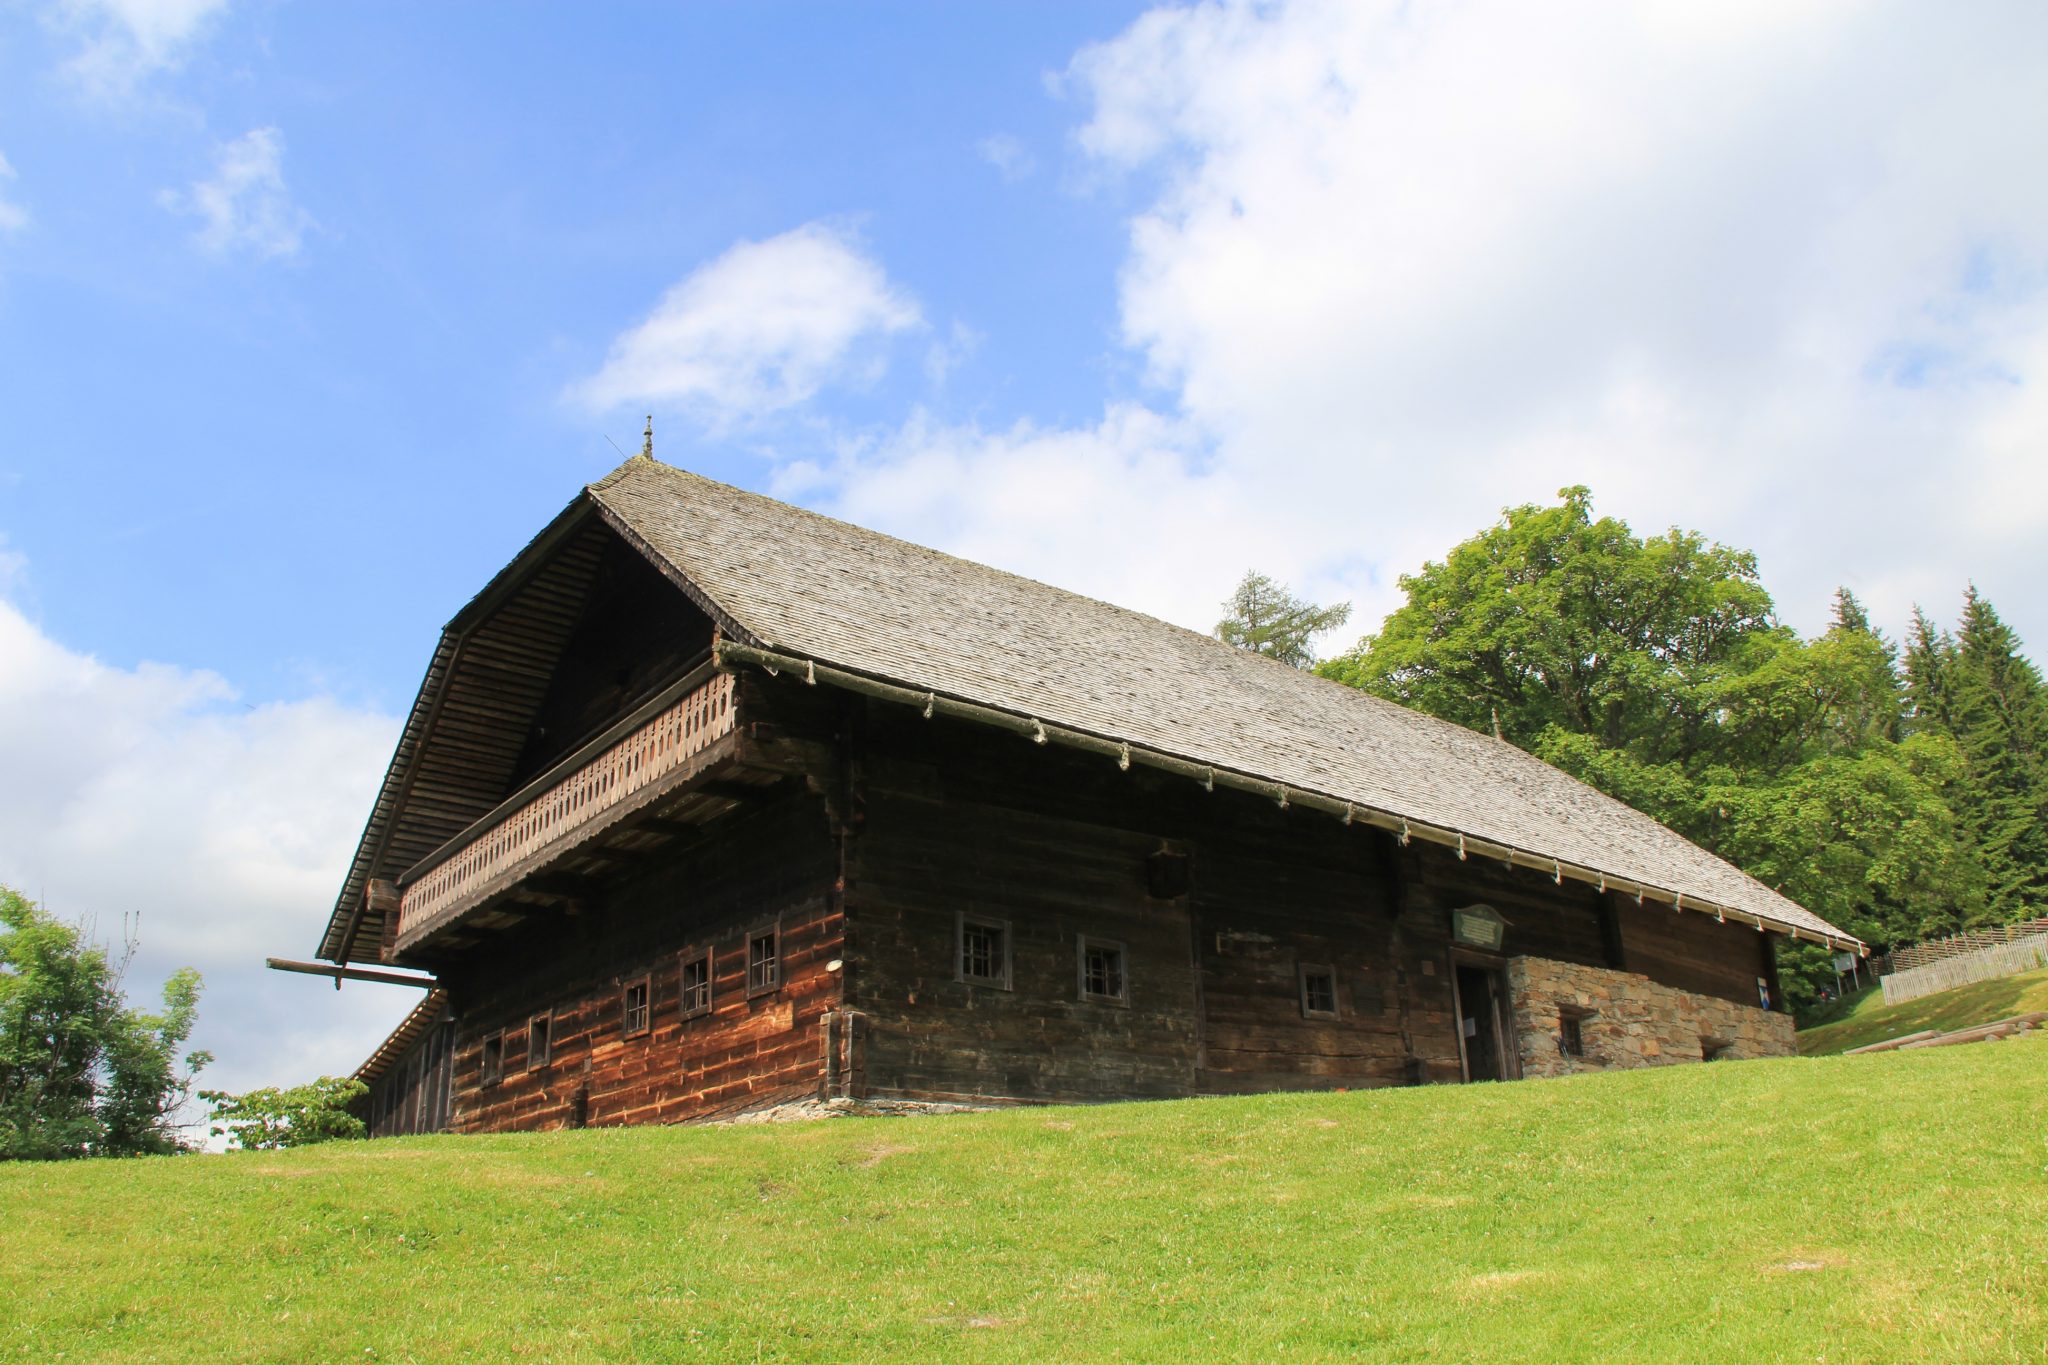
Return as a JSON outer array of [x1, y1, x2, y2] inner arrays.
[[440, 786, 842, 1130], [1618, 891, 1777, 1008], [507, 536, 718, 788], [421, 668, 1795, 1131], [849, 778, 1202, 1103], [819, 686, 1784, 1103], [361, 1015, 454, 1138]]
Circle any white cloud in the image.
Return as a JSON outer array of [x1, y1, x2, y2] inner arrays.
[[0, 592, 407, 1121], [794, 0, 2048, 652], [49, 0, 229, 100], [0, 153, 28, 235], [570, 221, 922, 429], [158, 126, 313, 261], [976, 133, 1037, 182]]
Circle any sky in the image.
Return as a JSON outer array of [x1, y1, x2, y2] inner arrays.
[[2, 1, 2046, 1117]]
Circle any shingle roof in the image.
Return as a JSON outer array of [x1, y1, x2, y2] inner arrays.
[[590, 456, 1857, 947]]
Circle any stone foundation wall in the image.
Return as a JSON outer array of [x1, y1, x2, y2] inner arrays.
[[1507, 955, 1795, 1079]]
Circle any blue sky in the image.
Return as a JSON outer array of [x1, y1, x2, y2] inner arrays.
[[3, 0, 2046, 1110], [1, 2, 1148, 706]]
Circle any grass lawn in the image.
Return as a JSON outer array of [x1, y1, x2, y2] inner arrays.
[[1797, 967, 2048, 1056], [4, 1039, 2045, 1364]]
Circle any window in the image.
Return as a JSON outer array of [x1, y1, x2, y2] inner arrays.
[[1078, 936, 1128, 1005], [1559, 1012, 1586, 1059], [1299, 964, 1339, 1019], [680, 950, 712, 1018], [958, 914, 1011, 988], [621, 977, 650, 1037], [747, 926, 781, 996], [480, 1032, 504, 1088], [1702, 1037, 1735, 1062], [528, 1012, 552, 1069]]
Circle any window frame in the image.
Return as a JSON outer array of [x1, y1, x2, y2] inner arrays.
[[745, 922, 782, 999], [1076, 935, 1130, 1007], [679, 948, 714, 1020], [621, 975, 652, 1038], [1298, 963, 1340, 1020], [956, 912, 1013, 990], [480, 1030, 504, 1088], [527, 1010, 552, 1070]]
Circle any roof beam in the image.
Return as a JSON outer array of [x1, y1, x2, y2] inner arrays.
[[266, 957, 439, 989]]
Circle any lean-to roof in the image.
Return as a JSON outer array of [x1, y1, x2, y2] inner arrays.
[[353, 989, 448, 1086]]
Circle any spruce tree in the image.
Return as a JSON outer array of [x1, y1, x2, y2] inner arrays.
[[1902, 607, 1959, 736], [1215, 571, 1351, 669], [1947, 589, 2048, 917]]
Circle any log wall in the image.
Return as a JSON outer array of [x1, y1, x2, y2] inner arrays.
[[834, 690, 1789, 1102], [361, 1012, 454, 1138], [440, 786, 842, 1130], [421, 674, 1799, 1130]]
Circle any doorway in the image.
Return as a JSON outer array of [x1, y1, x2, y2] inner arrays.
[[1453, 962, 1511, 1082]]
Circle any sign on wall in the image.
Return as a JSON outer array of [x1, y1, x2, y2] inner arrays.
[[1451, 904, 1506, 952]]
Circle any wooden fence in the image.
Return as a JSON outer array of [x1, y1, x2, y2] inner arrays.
[[1880, 934, 2048, 1007], [1888, 917, 2048, 974]]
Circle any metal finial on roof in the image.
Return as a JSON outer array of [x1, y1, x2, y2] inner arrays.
[[641, 415, 653, 459]]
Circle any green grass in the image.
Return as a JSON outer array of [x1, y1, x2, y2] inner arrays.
[[4, 1042, 2046, 1364], [1797, 967, 2048, 1056]]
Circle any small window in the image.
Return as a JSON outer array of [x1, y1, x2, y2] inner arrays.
[[528, 1012, 552, 1069], [480, 1032, 504, 1088], [679, 950, 712, 1018], [621, 977, 650, 1037], [747, 927, 781, 997], [958, 915, 1011, 988], [1299, 964, 1339, 1019], [1702, 1037, 1735, 1062], [1078, 936, 1128, 1005], [1559, 1012, 1586, 1059]]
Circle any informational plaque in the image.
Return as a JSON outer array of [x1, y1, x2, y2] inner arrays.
[[1451, 903, 1506, 952]]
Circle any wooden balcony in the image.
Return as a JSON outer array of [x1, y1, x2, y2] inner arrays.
[[396, 669, 737, 950]]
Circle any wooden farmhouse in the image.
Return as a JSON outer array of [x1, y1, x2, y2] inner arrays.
[[303, 455, 1865, 1137]]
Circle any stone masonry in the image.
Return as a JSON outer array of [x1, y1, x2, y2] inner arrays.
[[1506, 955, 1796, 1080]]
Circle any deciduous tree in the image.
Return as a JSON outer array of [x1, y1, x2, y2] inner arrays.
[[202, 1077, 368, 1150], [0, 887, 208, 1159], [1318, 489, 2013, 1007]]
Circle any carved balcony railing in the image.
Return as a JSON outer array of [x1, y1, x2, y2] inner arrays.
[[397, 669, 736, 946]]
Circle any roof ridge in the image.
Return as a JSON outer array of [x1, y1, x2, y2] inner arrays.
[[589, 458, 1753, 828], [594, 455, 1377, 687]]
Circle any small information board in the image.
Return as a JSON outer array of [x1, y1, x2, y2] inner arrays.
[[1451, 904, 1506, 952]]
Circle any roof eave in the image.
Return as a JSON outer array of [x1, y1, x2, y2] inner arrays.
[[714, 639, 1868, 955]]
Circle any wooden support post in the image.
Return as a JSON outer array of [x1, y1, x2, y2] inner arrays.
[[368, 879, 402, 963]]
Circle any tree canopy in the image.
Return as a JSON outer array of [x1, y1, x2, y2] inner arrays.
[[1215, 571, 1351, 669], [203, 1076, 367, 1150], [1314, 489, 2042, 1008], [1, 887, 209, 1159]]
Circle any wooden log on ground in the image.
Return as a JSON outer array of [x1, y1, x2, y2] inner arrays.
[[1897, 1013, 2047, 1050], [1843, 1030, 1940, 1054]]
